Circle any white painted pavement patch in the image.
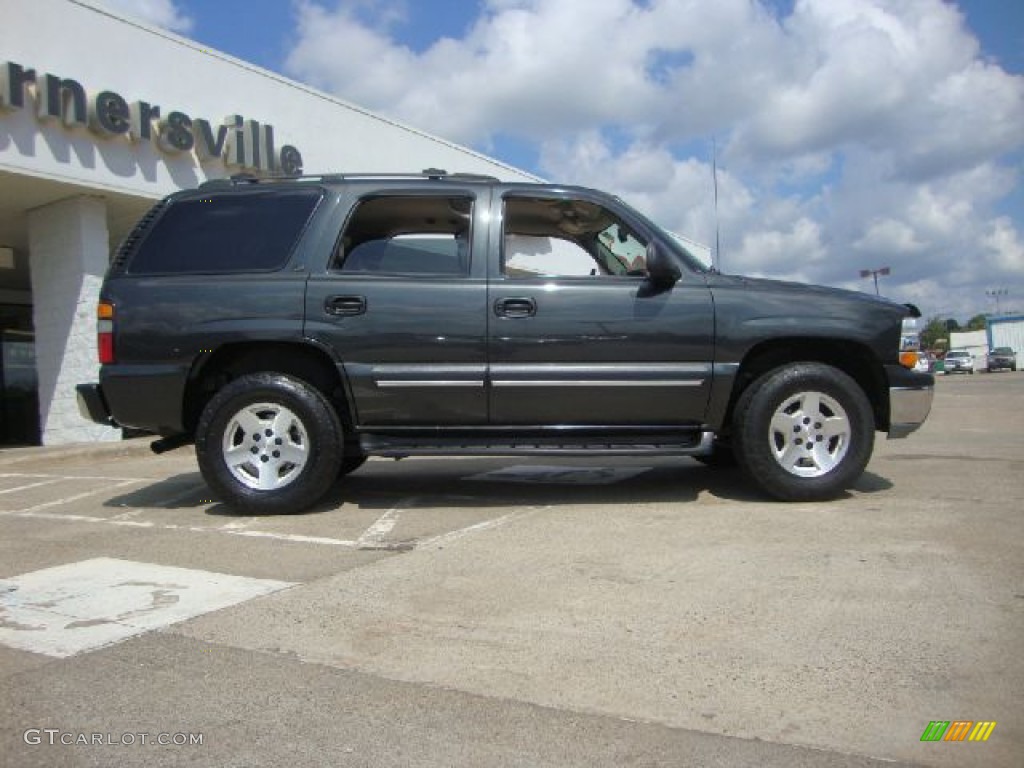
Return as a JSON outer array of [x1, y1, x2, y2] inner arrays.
[[467, 464, 650, 485], [0, 558, 292, 658]]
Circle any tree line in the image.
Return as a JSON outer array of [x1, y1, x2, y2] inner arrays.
[[919, 314, 987, 351]]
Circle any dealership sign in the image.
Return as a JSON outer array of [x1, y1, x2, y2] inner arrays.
[[0, 60, 303, 176]]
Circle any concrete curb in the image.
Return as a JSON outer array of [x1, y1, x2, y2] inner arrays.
[[0, 436, 166, 468]]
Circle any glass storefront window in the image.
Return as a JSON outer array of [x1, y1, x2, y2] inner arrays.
[[1, 305, 39, 445]]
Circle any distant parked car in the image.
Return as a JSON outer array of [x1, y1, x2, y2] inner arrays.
[[987, 347, 1017, 372], [943, 349, 974, 375]]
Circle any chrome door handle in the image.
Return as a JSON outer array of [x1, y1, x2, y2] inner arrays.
[[325, 295, 366, 316], [494, 297, 537, 318]]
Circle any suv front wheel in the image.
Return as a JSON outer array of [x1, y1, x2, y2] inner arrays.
[[196, 372, 343, 514], [733, 363, 875, 501]]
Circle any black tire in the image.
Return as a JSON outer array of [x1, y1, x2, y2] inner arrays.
[[195, 372, 343, 514], [732, 363, 875, 502]]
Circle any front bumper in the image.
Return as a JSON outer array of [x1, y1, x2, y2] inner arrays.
[[885, 366, 934, 439], [76, 383, 116, 426]]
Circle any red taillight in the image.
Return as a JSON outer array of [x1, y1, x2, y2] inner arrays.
[[97, 301, 114, 364], [98, 332, 114, 364]]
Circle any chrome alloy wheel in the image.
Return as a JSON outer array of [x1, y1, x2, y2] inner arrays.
[[768, 390, 851, 478], [221, 402, 310, 490]]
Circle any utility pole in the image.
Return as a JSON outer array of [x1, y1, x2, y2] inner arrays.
[[986, 288, 1007, 314], [859, 266, 891, 296]]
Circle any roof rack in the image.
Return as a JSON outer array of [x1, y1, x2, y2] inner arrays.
[[420, 168, 501, 182], [197, 169, 500, 190]]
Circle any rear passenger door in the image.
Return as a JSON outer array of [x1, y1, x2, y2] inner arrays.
[[304, 188, 490, 427]]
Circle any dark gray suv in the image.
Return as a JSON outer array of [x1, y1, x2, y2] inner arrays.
[[987, 347, 1017, 372], [78, 171, 934, 513]]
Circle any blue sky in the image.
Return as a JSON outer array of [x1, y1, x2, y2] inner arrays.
[[134, 1, 1024, 174], [191, 1, 1024, 91], [177, 2, 489, 78], [101, 0, 1023, 321], [151, 1, 1024, 81]]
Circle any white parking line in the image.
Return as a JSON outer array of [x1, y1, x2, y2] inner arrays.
[[218, 518, 256, 530], [1, 480, 146, 515], [6, 508, 360, 547], [228, 530, 358, 547], [0, 478, 64, 495], [356, 499, 411, 549], [0, 474, 527, 551], [0, 472, 152, 482], [416, 512, 520, 549]]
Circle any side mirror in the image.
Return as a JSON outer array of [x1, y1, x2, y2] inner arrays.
[[645, 242, 681, 287]]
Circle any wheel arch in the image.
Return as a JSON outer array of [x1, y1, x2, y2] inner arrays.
[[183, 341, 355, 435], [721, 338, 889, 434]]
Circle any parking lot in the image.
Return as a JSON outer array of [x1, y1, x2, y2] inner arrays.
[[1, 372, 1021, 767]]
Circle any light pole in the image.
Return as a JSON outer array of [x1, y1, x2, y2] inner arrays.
[[859, 267, 891, 296], [986, 288, 1007, 314]]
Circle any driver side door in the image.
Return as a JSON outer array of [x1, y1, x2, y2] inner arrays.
[[486, 191, 715, 426]]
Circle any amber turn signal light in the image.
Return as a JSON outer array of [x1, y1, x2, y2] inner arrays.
[[899, 350, 918, 369]]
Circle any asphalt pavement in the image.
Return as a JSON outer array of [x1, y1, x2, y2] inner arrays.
[[0, 372, 1021, 767]]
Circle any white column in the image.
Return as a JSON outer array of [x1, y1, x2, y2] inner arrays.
[[27, 196, 118, 444]]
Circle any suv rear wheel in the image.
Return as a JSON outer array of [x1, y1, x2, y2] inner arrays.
[[196, 373, 343, 514], [733, 363, 874, 501]]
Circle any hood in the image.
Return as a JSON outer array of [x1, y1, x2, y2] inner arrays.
[[707, 273, 917, 317]]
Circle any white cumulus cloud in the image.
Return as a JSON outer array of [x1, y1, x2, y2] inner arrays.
[[282, 0, 1024, 320]]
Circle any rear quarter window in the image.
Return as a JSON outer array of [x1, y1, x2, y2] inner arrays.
[[127, 188, 322, 275]]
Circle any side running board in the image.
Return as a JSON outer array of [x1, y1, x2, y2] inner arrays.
[[358, 430, 715, 459]]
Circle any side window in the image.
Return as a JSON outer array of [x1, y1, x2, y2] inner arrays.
[[502, 197, 648, 278], [128, 188, 322, 275], [335, 195, 473, 276], [504, 234, 597, 277]]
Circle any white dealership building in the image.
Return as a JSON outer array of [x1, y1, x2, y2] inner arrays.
[[0, 0, 537, 445]]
